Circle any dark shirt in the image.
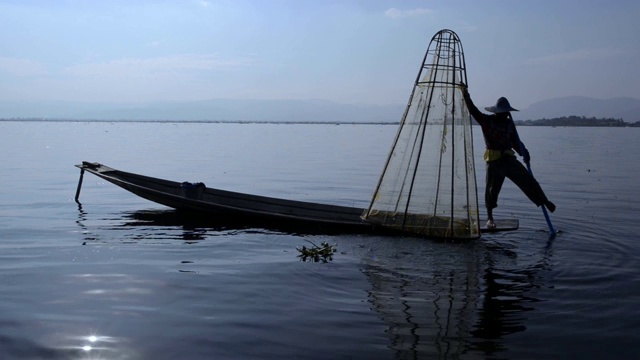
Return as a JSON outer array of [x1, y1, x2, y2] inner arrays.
[[463, 92, 525, 157]]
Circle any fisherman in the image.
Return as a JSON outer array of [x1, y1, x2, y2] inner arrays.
[[461, 86, 555, 229]]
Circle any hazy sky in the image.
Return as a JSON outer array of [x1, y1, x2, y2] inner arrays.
[[1, 0, 638, 108]]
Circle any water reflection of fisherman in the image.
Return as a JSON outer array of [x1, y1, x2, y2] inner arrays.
[[361, 238, 555, 358]]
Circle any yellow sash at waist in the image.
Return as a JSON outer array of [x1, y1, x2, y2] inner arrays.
[[484, 149, 515, 162]]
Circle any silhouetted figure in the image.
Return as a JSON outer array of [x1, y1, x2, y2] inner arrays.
[[462, 86, 555, 228]]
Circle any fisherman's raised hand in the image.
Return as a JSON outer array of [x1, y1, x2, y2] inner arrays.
[[458, 82, 470, 98]]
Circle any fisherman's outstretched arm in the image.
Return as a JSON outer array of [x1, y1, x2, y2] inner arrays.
[[461, 87, 485, 124]]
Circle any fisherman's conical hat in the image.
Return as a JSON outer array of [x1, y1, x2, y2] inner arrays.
[[485, 97, 518, 113]]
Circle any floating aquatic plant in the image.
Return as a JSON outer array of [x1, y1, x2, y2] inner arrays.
[[296, 240, 337, 263]]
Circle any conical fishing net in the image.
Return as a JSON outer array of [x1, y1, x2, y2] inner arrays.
[[362, 29, 480, 239]]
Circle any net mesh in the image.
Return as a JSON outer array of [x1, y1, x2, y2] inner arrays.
[[362, 29, 480, 239]]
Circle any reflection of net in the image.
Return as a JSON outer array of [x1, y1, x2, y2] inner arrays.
[[364, 258, 481, 357], [363, 29, 480, 239]]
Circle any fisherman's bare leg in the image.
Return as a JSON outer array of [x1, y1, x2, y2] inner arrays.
[[486, 207, 496, 229], [485, 160, 506, 228]]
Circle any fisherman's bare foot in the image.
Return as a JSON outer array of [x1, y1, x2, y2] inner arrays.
[[545, 201, 556, 213], [486, 219, 496, 229]]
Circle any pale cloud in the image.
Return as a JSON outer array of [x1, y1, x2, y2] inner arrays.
[[523, 47, 633, 66], [64, 54, 254, 79], [453, 21, 477, 33], [146, 40, 163, 48], [0, 57, 48, 77], [384, 8, 432, 19]]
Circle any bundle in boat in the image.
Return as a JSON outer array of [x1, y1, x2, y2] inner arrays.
[[362, 29, 480, 239]]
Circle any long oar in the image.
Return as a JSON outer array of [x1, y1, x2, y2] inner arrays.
[[517, 139, 556, 235]]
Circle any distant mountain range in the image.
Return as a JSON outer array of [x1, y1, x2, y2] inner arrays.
[[1, 96, 639, 123], [516, 96, 640, 123], [0, 99, 403, 123]]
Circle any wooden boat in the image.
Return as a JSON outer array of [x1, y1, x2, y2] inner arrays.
[[75, 162, 373, 230], [74, 161, 518, 235]]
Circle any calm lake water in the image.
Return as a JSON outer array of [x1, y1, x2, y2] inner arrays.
[[0, 121, 639, 359]]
